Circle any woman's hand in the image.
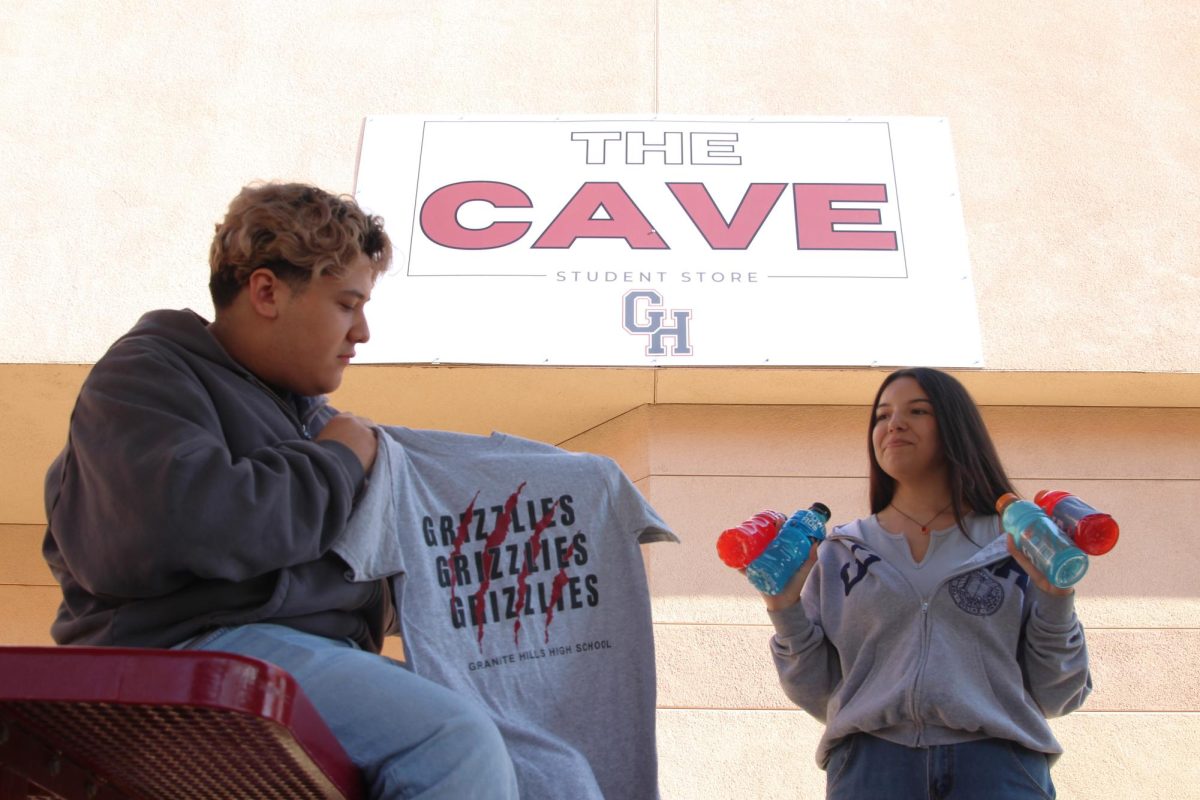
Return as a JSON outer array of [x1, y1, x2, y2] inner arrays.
[[1005, 535, 1074, 597], [757, 543, 821, 611]]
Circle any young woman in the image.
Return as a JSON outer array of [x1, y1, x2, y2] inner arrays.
[[764, 368, 1091, 799]]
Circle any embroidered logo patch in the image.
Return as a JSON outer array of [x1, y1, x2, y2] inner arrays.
[[948, 569, 1004, 616]]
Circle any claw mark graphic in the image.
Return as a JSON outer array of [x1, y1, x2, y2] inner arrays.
[[471, 483, 525, 649], [513, 500, 560, 645], [544, 541, 576, 644], [447, 491, 480, 610]]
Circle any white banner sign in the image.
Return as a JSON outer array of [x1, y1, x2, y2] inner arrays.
[[355, 115, 981, 366]]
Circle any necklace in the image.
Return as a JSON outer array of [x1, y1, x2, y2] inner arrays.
[[890, 501, 953, 534]]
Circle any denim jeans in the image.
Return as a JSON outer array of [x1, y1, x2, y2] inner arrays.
[[180, 623, 518, 800], [826, 733, 1056, 800]]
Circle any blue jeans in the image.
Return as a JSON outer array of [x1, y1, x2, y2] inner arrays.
[[826, 734, 1056, 800], [180, 624, 518, 800]]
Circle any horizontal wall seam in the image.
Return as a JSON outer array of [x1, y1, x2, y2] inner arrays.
[[644, 473, 1198, 481], [649, 622, 1200, 632], [645, 401, 1200, 411], [654, 708, 1200, 716]]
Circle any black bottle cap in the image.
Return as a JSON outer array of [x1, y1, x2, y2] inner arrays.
[[809, 502, 831, 521]]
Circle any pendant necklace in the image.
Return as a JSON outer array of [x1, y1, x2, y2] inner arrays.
[[891, 501, 953, 534]]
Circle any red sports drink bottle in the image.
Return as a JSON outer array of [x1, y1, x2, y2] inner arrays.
[[1034, 490, 1120, 556], [716, 510, 787, 568]]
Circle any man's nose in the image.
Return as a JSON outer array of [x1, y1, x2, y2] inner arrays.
[[351, 312, 370, 344]]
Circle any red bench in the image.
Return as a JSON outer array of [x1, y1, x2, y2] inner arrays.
[[0, 646, 363, 800]]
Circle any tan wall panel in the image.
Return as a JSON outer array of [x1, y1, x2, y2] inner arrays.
[[561, 405, 652, 481], [640, 404, 1200, 480], [381, 636, 406, 663], [642, 475, 1200, 628], [654, 624, 1199, 713], [0, 365, 89, 524], [0, 586, 59, 646], [330, 365, 655, 446], [986, 407, 1200, 480], [0, 525, 53, 585], [8, 370, 1194, 525], [646, 405, 866, 477], [655, 709, 1200, 800], [655, 369, 1200, 409]]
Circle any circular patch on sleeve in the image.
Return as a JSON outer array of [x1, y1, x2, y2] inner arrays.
[[948, 569, 1004, 616]]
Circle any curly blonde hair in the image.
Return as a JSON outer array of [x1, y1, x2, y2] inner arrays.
[[209, 183, 392, 308]]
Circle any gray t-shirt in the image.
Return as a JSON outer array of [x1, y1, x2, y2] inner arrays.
[[335, 427, 677, 800]]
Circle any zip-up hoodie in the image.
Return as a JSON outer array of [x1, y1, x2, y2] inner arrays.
[[769, 517, 1092, 768], [43, 309, 390, 650]]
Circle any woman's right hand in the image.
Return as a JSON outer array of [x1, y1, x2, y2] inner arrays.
[[758, 543, 820, 611]]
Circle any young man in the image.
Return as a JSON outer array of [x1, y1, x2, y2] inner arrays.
[[43, 182, 518, 798]]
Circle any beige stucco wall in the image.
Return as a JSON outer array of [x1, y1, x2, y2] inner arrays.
[[5, 371, 1199, 797], [2, 2, 1198, 797], [563, 403, 1200, 798], [2, 1, 1197, 370]]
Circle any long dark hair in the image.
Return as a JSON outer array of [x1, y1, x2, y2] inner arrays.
[[868, 368, 1014, 530]]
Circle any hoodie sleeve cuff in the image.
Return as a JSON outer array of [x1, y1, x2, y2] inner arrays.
[[1033, 589, 1077, 626], [768, 600, 816, 639], [316, 439, 367, 494]]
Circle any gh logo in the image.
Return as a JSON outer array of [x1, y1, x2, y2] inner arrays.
[[622, 290, 693, 356]]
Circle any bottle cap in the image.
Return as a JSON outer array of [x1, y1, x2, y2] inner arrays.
[[810, 502, 831, 521], [994, 493, 1019, 513]]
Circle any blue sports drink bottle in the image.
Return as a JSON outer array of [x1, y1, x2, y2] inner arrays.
[[996, 493, 1088, 589], [745, 503, 832, 595]]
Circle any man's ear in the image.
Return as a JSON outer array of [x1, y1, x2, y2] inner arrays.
[[245, 268, 286, 320]]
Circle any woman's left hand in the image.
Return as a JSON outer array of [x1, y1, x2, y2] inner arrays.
[[1005, 536, 1074, 597]]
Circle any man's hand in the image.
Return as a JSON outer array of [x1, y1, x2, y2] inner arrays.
[[316, 412, 378, 472]]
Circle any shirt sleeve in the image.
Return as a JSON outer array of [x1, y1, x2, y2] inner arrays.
[[1020, 588, 1093, 717], [602, 456, 678, 544], [767, 548, 843, 721], [45, 339, 364, 599]]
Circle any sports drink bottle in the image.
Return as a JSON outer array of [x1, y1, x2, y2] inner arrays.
[[745, 503, 831, 595], [995, 493, 1088, 589], [716, 510, 787, 568], [1034, 490, 1119, 556]]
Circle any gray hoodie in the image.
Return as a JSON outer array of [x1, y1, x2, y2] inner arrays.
[[43, 309, 388, 650], [769, 516, 1092, 768]]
